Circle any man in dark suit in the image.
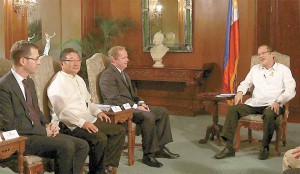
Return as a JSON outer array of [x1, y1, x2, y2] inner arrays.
[[0, 40, 89, 174], [99, 46, 180, 168]]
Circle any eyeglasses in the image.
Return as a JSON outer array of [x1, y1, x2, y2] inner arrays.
[[61, 59, 82, 63], [257, 51, 271, 57], [24, 56, 40, 62]]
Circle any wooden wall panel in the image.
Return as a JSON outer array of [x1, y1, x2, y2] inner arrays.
[[4, 0, 27, 59], [272, 0, 300, 119], [95, 0, 257, 115], [256, 0, 271, 48], [100, 0, 256, 88], [82, 0, 300, 118], [81, 0, 100, 38]]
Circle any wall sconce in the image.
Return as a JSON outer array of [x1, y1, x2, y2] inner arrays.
[[150, 0, 163, 21], [13, 0, 38, 16]]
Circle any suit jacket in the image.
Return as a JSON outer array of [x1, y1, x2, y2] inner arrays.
[[0, 71, 48, 136], [100, 64, 141, 106]]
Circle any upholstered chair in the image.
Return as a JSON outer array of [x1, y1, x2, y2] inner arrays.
[[234, 52, 290, 156], [30, 55, 61, 173], [0, 58, 12, 77], [31, 55, 60, 121], [86, 53, 107, 104], [86, 53, 137, 170], [0, 58, 48, 173]]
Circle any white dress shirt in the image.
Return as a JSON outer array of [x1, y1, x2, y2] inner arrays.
[[47, 71, 102, 130], [237, 62, 296, 107], [11, 68, 27, 100]]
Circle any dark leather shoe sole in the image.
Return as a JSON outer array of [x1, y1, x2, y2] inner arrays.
[[258, 150, 269, 160], [155, 151, 180, 159], [155, 148, 180, 159], [142, 156, 163, 168], [155, 153, 179, 159], [214, 148, 235, 159]]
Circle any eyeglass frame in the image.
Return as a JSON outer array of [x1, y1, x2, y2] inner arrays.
[[256, 51, 272, 57], [23, 56, 40, 62], [60, 59, 82, 63]]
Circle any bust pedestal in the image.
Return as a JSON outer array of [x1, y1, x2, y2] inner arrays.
[[153, 60, 164, 68]]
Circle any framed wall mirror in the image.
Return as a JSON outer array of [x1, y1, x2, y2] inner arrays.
[[142, 0, 192, 52]]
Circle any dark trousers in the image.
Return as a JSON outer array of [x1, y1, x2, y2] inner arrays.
[[60, 120, 126, 174], [133, 105, 173, 154], [25, 134, 89, 174], [221, 104, 285, 147]]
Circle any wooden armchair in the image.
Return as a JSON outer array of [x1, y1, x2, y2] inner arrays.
[[31, 55, 60, 121], [86, 53, 136, 169], [234, 52, 290, 156], [0, 57, 57, 174], [29, 55, 60, 173]]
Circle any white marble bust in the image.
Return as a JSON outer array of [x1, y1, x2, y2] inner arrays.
[[164, 32, 175, 45], [150, 31, 169, 68]]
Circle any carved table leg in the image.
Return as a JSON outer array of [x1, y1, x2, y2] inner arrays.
[[199, 124, 214, 144], [213, 123, 223, 146], [199, 100, 223, 146]]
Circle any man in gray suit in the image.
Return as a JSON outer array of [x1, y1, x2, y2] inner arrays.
[[100, 46, 180, 168], [0, 40, 89, 174]]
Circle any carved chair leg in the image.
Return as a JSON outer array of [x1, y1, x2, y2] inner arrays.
[[248, 128, 252, 143], [282, 122, 287, 147], [128, 127, 135, 166], [274, 126, 282, 156], [112, 167, 117, 174], [26, 164, 44, 174], [234, 123, 242, 152], [132, 128, 136, 147]]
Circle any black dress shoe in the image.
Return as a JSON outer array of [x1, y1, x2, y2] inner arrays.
[[258, 148, 269, 160], [155, 147, 180, 159], [214, 147, 235, 159], [142, 155, 163, 168]]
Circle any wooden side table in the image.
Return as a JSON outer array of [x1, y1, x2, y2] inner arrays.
[[104, 109, 135, 166], [0, 136, 27, 174], [198, 93, 234, 146]]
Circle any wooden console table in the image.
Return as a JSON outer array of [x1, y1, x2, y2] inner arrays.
[[0, 136, 27, 174], [125, 65, 213, 116], [126, 67, 203, 84]]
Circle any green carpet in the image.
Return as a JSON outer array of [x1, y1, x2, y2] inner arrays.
[[1, 115, 299, 174]]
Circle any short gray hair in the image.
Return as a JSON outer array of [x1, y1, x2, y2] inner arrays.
[[107, 46, 125, 61]]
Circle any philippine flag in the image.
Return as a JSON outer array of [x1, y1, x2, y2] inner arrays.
[[222, 0, 240, 93]]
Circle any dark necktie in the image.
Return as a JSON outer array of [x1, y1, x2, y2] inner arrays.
[[22, 79, 41, 126], [121, 71, 129, 87]]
